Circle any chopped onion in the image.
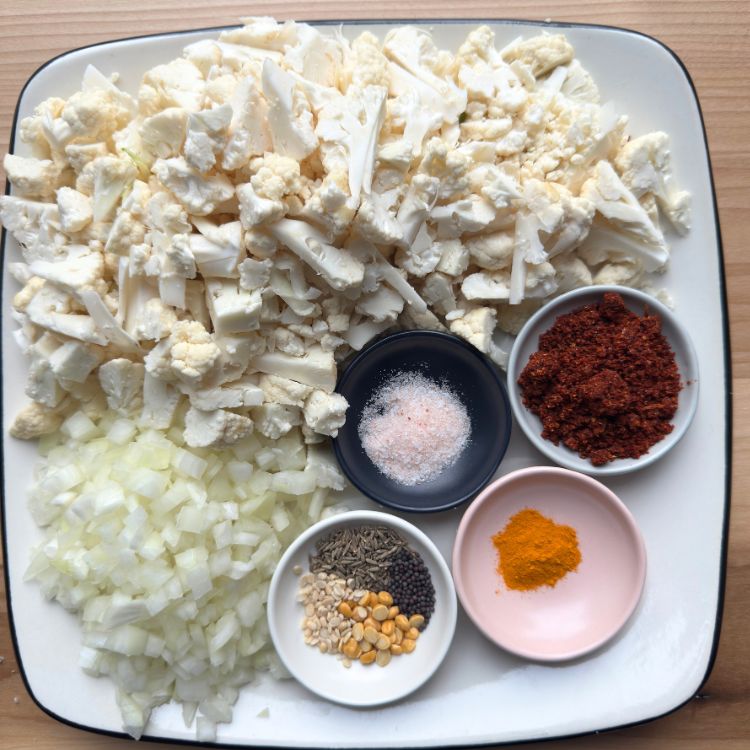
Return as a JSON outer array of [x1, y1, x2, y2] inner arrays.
[[26, 410, 347, 739]]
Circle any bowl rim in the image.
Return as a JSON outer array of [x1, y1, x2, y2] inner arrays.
[[452, 466, 647, 662], [332, 329, 512, 512], [506, 285, 700, 477], [267, 509, 458, 706]]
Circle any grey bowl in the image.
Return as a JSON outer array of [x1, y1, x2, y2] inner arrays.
[[507, 286, 699, 476]]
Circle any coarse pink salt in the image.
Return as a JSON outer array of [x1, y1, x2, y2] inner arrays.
[[358, 372, 471, 486]]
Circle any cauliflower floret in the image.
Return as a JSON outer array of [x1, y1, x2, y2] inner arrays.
[[315, 84, 387, 198], [183, 104, 232, 173], [205, 279, 262, 334], [145, 320, 221, 386], [139, 107, 188, 159], [355, 192, 404, 246], [524, 261, 558, 298], [300, 170, 358, 241], [580, 161, 667, 251], [56, 187, 92, 233], [270, 327, 306, 356], [0, 196, 66, 264], [183, 406, 253, 448], [261, 59, 318, 161], [418, 138, 472, 202], [383, 26, 466, 115], [9, 400, 66, 440], [23, 333, 65, 408], [4, 155, 62, 200], [252, 403, 302, 439], [61, 85, 134, 143], [153, 156, 234, 216], [139, 58, 205, 115], [395, 174, 439, 249], [435, 239, 469, 276], [222, 77, 272, 170], [267, 218, 365, 291], [251, 345, 337, 391], [89, 156, 137, 222], [146, 189, 191, 236], [467, 163, 521, 210], [395, 225, 441, 277], [259, 374, 313, 407], [561, 59, 600, 103], [421, 271, 458, 314], [131, 298, 178, 341], [355, 285, 404, 323], [430, 195, 496, 238], [237, 183, 284, 228], [185, 379, 264, 411], [303, 390, 348, 438], [250, 152, 304, 202], [13, 277, 46, 311], [49, 340, 101, 382], [387, 91, 444, 161], [593, 260, 645, 288], [98, 358, 145, 414], [29, 251, 107, 300], [501, 34, 574, 77], [346, 31, 390, 88], [105, 180, 151, 256], [238, 258, 273, 291], [25, 285, 107, 345], [18, 97, 67, 160], [64, 143, 109, 174], [547, 254, 590, 293], [449, 306, 507, 366], [189, 218, 244, 277], [461, 271, 511, 301], [457, 27, 529, 114], [614, 132, 691, 234]]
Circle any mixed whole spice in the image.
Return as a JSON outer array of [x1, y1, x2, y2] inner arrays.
[[297, 525, 435, 667], [517, 292, 682, 465]]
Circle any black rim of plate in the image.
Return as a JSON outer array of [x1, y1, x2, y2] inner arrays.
[[332, 329, 512, 513], [0, 17, 731, 750]]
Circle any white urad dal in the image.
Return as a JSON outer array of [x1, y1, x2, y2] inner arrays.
[[358, 373, 471, 486]]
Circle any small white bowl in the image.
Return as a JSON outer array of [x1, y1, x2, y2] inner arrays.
[[267, 510, 457, 707], [507, 286, 699, 476]]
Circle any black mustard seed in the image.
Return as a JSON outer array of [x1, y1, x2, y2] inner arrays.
[[388, 547, 436, 624]]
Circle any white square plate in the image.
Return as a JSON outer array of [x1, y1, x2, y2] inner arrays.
[[2, 19, 729, 748]]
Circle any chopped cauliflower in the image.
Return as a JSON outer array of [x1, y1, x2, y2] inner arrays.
[[56, 187, 93, 233], [10, 401, 67, 439], [183, 406, 253, 448], [501, 33, 574, 77], [303, 390, 348, 437], [98, 358, 145, 413], [145, 320, 220, 386], [4, 154, 62, 200], [1, 18, 692, 467], [153, 156, 234, 215]]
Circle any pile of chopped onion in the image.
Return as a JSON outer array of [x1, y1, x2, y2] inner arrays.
[[25, 407, 347, 740]]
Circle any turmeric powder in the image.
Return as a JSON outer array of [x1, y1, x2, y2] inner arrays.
[[492, 508, 581, 591]]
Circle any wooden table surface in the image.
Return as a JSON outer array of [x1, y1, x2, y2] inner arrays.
[[0, 1, 748, 748]]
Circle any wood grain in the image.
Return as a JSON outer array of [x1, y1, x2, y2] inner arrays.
[[1, 1, 748, 748]]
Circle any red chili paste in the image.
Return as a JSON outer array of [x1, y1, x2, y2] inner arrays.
[[517, 292, 682, 465]]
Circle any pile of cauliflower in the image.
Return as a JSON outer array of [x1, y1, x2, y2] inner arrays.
[[1, 18, 690, 449]]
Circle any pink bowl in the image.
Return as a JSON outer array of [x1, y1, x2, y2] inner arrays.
[[452, 467, 646, 661]]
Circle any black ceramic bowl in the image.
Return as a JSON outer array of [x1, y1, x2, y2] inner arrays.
[[333, 330, 512, 513]]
